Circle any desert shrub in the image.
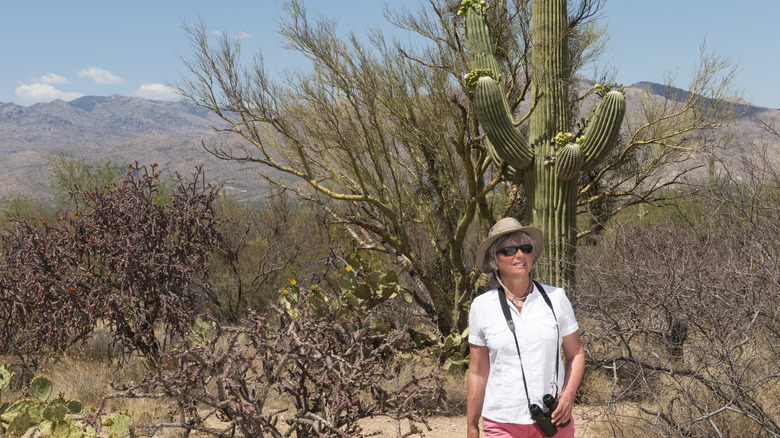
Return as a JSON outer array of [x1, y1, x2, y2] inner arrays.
[[98, 288, 446, 437], [0, 164, 222, 363], [43, 152, 128, 204], [203, 191, 342, 323], [574, 159, 780, 437]]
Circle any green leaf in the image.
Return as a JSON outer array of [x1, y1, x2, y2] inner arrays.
[[65, 400, 83, 415], [367, 271, 382, 285], [344, 292, 360, 308], [382, 270, 398, 283], [309, 295, 325, 317], [39, 419, 55, 436], [40, 419, 84, 438], [31, 376, 53, 402], [107, 414, 132, 436], [6, 411, 34, 438], [370, 318, 392, 334], [451, 333, 463, 346], [49, 396, 66, 406], [0, 364, 13, 392], [380, 285, 397, 300], [43, 404, 68, 422], [353, 283, 372, 300], [345, 252, 362, 268], [1, 399, 43, 423]]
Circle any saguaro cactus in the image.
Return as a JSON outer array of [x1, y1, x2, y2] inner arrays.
[[462, 0, 625, 285]]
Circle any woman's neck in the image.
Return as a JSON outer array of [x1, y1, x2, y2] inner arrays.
[[501, 276, 532, 298]]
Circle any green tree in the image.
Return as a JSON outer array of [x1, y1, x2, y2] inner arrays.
[[205, 190, 341, 322], [175, 0, 740, 336], [43, 152, 126, 203]]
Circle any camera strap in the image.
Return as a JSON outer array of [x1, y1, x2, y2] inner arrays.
[[497, 281, 561, 408]]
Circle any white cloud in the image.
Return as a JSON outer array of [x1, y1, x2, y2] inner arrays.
[[15, 83, 84, 105], [33, 73, 70, 84], [212, 30, 250, 39], [77, 66, 124, 85], [133, 83, 180, 101]]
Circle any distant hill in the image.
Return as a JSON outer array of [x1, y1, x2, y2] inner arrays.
[[0, 85, 777, 205], [0, 95, 269, 204]]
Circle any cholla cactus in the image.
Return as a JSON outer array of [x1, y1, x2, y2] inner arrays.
[[463, 0, 626, 283]]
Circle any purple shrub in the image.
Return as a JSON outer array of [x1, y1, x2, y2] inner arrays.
[[0, 163, 221, 361], [104, 300, 445, 437]]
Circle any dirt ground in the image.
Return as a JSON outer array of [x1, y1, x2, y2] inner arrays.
[[358, 416, 465, 437], [358, 411, 597, 437]]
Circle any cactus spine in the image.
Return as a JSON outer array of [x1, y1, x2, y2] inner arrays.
[[463, 0, 625, 284]]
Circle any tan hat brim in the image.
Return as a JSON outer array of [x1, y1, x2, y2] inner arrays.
[[477, 222, 544, 273]]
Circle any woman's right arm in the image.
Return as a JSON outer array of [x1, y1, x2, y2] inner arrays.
[[467, 343, 490, 438]]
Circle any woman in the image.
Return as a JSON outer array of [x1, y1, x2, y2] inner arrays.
[[467, 218, 585, 438]]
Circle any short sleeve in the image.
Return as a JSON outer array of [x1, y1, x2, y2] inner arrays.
[[556, 290, 579, 337], [468, 296, 488, 346]]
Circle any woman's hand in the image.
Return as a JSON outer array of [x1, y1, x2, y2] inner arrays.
[[551, 392, 574, 425]]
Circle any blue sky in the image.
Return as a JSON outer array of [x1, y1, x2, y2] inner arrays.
[[2, 1, 778, 109]]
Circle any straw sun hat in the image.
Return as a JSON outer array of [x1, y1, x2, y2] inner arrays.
[[476, 218, 544, 273]]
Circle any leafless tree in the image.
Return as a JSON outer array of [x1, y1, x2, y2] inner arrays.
[[574, 135, 780, 436]]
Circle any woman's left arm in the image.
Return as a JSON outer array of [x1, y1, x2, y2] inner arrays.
[[552, 330, 585, 426]]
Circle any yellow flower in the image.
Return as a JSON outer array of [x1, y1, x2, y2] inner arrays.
[[282, 289, 289, 295], [289, 279, 297, 286], [345, 266, 353, 272], [311, 285, 318, 291]]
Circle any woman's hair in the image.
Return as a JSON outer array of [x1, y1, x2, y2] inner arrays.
[[484, 230, 536, 288]]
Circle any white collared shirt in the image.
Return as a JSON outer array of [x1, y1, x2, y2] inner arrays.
[[468, 283, 579, 424]]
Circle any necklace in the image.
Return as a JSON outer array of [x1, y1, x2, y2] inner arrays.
[[505, 282, 533, 307]]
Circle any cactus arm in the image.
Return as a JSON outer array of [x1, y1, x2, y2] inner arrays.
[[464, 6, 501, 74], [474, 76, 534, 169], [463, 2, 534, 172], [484, 138, 523, 182], [554, 143, 584, 181], [581, 90, 626, 171]]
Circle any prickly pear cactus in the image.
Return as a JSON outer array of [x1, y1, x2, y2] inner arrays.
[[0, 364, 12, 393], [0, 373, 96, 438], [462, 0, 625, 284]]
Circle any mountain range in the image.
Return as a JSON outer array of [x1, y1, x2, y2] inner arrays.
[[0, 94, 267, 204], [0, 84, 777, 205]]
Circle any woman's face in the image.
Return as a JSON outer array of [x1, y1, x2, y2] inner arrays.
[[495, 235, 534, 280]]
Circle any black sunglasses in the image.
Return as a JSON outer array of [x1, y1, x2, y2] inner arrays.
[[497, 244, 534, 257]]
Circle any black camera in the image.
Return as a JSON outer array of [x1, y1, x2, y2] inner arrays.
[[529, 394, 570, 437], [543, 394, 570, 428]]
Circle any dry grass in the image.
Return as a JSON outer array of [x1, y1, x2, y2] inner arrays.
[[3, 322, 777, 438], [0, 353, 687, 438]]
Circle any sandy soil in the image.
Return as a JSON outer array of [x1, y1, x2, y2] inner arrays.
[[358, 416, 466, 437], [358, 412, 598, 437]]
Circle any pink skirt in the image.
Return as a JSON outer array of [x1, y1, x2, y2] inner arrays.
[[483, 417, 575, 438]]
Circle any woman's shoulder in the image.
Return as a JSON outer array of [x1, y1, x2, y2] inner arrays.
[[534, 282, 570, 302], [471, 288, 500, 307], [534, 281, 565, 295]]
